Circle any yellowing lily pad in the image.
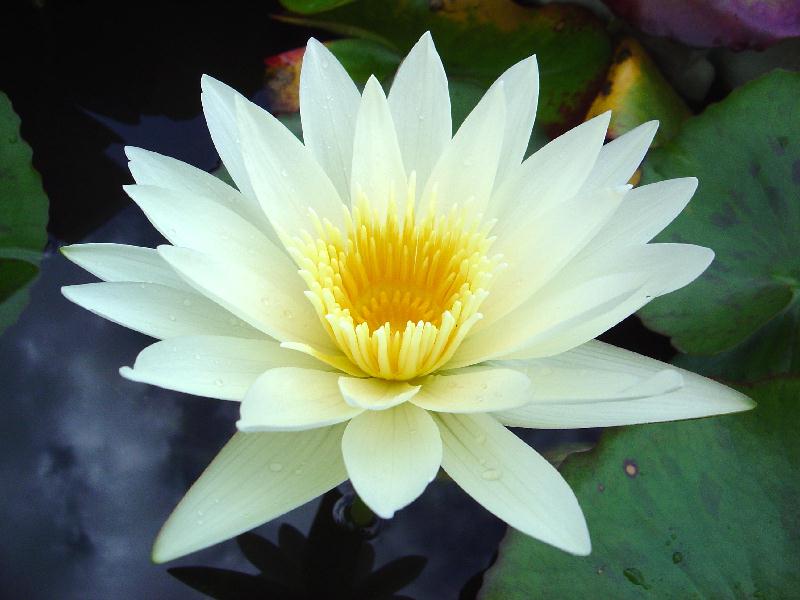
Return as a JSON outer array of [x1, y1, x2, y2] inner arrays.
[[636, 70, 800, 376], [585, 37, 690, 145], [276, 0, 612, 132], [479, 378, 798, 598], [0, 92, 49, 335]]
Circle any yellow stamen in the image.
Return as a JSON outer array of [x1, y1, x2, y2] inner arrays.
[[286, 177, 501, 380]]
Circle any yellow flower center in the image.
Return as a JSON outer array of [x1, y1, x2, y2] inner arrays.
[[286, 180, 501, 380]]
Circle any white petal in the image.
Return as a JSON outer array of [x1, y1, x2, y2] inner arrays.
[[581, 120, 658, 190], [300, 38, 361, 201], [236, 94, 344, 238], [201, 75, 257, 199], [436, 412, 590, 555], [411, 367, 531, 413], [152, 426, 347, 562], [237, 368, 362, 431], [342, 403, 441, 518], [421, 83, 505, 216], [157, 245, 335, 351], [124, 184, 292, 279], [491, 55, 539, 185], [61, 243, 191, 291], [388, 31, 451, 190], [494, 340, 754, 428], [480, 186, 625, 330], [487, 111, 611, 224], [578, 178, 698, 255], [351, 76, 407, 218], [453, 242, 713, 367], [339, 376, 421, 410], [451, 271, 642, 369], [120, 336, 324, 401], [61, 282, 263, 340], [124, 146, 275, 239], [280, 341, 367, 377]]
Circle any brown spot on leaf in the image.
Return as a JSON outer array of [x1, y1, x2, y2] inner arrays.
[[623, 459, 638, 478]]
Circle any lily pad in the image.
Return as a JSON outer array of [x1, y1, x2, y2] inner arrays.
[[602, 0, 800, 49], [637, 70, 800, 374], [479, 378, 797, 599], [585, 37, 690, 145], [0, 92, 49, 335], [276, 0, 612, 132]]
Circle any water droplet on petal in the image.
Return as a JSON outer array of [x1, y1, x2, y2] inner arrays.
[[214, 378, 224, 386], [261, 297, 271, 307], [480, 383, 488, 390], [283, 309, 293, 319], [481, 469, 502, 481], [168, 315, 176, 322], [269, 462, 283, 472], [280, 168, 288, 177]]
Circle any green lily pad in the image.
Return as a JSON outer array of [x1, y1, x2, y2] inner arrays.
[[276, 0, 611, 132], [479, 378, 797, 599], [637, 70, 800, 376], [279, 0, 355, 14], [0, 91, 48, 335]]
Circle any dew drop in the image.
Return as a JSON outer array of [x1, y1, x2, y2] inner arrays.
[[168, 314, 177, 322], [138, 283, 146, 290], [480, 383, 488, 390], [182, 298, 193, 307], [194, 353, 201, 360], [261, 297, 271, 307], [283, 309, 293, 319], [269, 462, 284, 472], [214, 378, 224, 386], [280, 168, 288, 177], [481, 469, 502, 481]]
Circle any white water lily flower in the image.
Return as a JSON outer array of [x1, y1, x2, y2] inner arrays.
[[62, 32, 753, 562]]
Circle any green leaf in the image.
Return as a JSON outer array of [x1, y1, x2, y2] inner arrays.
[[636, 70, 800, 378], [0, 91, 49, 335], [279, 0, 356, 14], [326, 38, 402, 86], [275, 0, 611, 132], [480, 378, 798, 599]]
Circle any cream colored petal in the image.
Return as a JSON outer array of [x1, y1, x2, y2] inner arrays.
[[200, 74, 256, 199], [494, 356, 683, 405], [152, 425, 347, 562], [455, 242, 713, 367], [480, 186, 625, 330], [450, 272, 644, 369], [491, 55, 539, 185], [351, 76, 407, 219], [124, 146, 275, 239], [124, 184, 292, 279], [338, 376, 421, 410], [578, 178, 698, 256], [342, 403, 441, 518], [120, 336, 324, 401], [388, 31, 451, 190], [61, 243, 191, 291], [280, 341, 367, 377], [436, 412, 590, 555], [157, 245, 335, 350], [237, 367, 362, 431], [494, 340, 754, 428], [411, 367, 530, 413], [420, 84, 506, 216], [236, 94, 345, 238], [61, 282, 263, 340], [300, 37, 361, 201], [487, 111, 611, 224], [582, 120, 658, 190]]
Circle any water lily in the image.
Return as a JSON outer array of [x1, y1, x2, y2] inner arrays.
[[62, 32, 753, 562]]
